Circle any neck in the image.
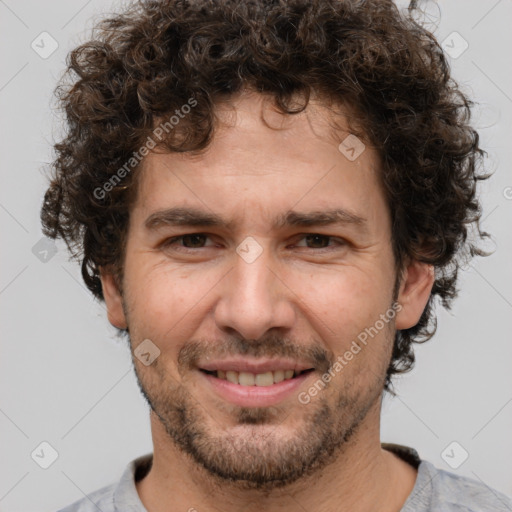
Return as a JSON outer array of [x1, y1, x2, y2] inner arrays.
[[136, 401, 417, 512]]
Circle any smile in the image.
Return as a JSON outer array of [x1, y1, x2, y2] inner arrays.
[[200, 369, 314, 387]]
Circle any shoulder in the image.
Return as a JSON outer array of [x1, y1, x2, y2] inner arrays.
[[56, 482, 116, 512], [408, 459, 512, 511], [55, 453, 152, 512]]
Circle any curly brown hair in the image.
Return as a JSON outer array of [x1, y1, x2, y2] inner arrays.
[[41, 0, 490, 393]]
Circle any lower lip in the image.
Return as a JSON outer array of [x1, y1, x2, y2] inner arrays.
[[199, 370, 313, 407]]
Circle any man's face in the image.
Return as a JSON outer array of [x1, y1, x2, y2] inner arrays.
[[102, 92, 429, 490]]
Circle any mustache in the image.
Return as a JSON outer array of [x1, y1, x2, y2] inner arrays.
[[177, 333, 333, 375]]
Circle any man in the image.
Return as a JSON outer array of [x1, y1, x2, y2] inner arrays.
[[42, 0, 512, 510]]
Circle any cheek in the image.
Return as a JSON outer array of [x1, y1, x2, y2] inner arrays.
[[292, 266, 395, 367], [124, 262, 220, 339], [300, 269, 386, 326]]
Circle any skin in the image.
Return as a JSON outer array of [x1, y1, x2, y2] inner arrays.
[[101, 90, 434, 512]]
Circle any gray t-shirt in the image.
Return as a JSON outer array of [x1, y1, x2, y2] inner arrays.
[[57, 444, 512, 511]]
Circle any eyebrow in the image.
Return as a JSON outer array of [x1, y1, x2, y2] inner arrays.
[[145, 206, 367, 233]]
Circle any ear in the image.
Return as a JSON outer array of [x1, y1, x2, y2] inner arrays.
[[395, 260, 435, 330], [100, 268, 127, 329]]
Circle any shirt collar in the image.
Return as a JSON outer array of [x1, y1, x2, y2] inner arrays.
[[113, 444, 425, 511]]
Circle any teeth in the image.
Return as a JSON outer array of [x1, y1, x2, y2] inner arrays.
[[239, 372, 255, 386], [255, 372, 274, 386], [271, 370, 284, 384], [226, 371, 238, 384], [214, 369, 301, 386]]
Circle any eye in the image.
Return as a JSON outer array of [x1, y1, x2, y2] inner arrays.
[[160, 233, 345, 253], [293, 234, 345, 249], [162, 233, 214, 250]]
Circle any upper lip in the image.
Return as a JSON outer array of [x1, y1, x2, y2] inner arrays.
[[198, 358, 314, 374]]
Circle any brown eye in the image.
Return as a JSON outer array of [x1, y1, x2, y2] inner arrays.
[[304, 234, 331, 248], [181, 234, 208, 248], [295, 234, 343, 249], [162, 233, 213, 250]]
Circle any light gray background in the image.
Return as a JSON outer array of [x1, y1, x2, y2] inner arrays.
[[1, 1, 511, 510]]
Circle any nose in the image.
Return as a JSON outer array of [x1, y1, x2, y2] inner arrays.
[[213, 245, 296, 340]]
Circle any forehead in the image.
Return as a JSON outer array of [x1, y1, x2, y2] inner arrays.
[[132, 91, 388, 233]]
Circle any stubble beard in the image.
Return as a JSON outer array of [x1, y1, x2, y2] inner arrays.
[[131, 337, 388, 493]]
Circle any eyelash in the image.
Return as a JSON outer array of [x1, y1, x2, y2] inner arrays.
[[161, 233, 346, 252]]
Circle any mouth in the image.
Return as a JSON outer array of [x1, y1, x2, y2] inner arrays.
[[199, 368, 315, 387], [198, 366, 316, 407]]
